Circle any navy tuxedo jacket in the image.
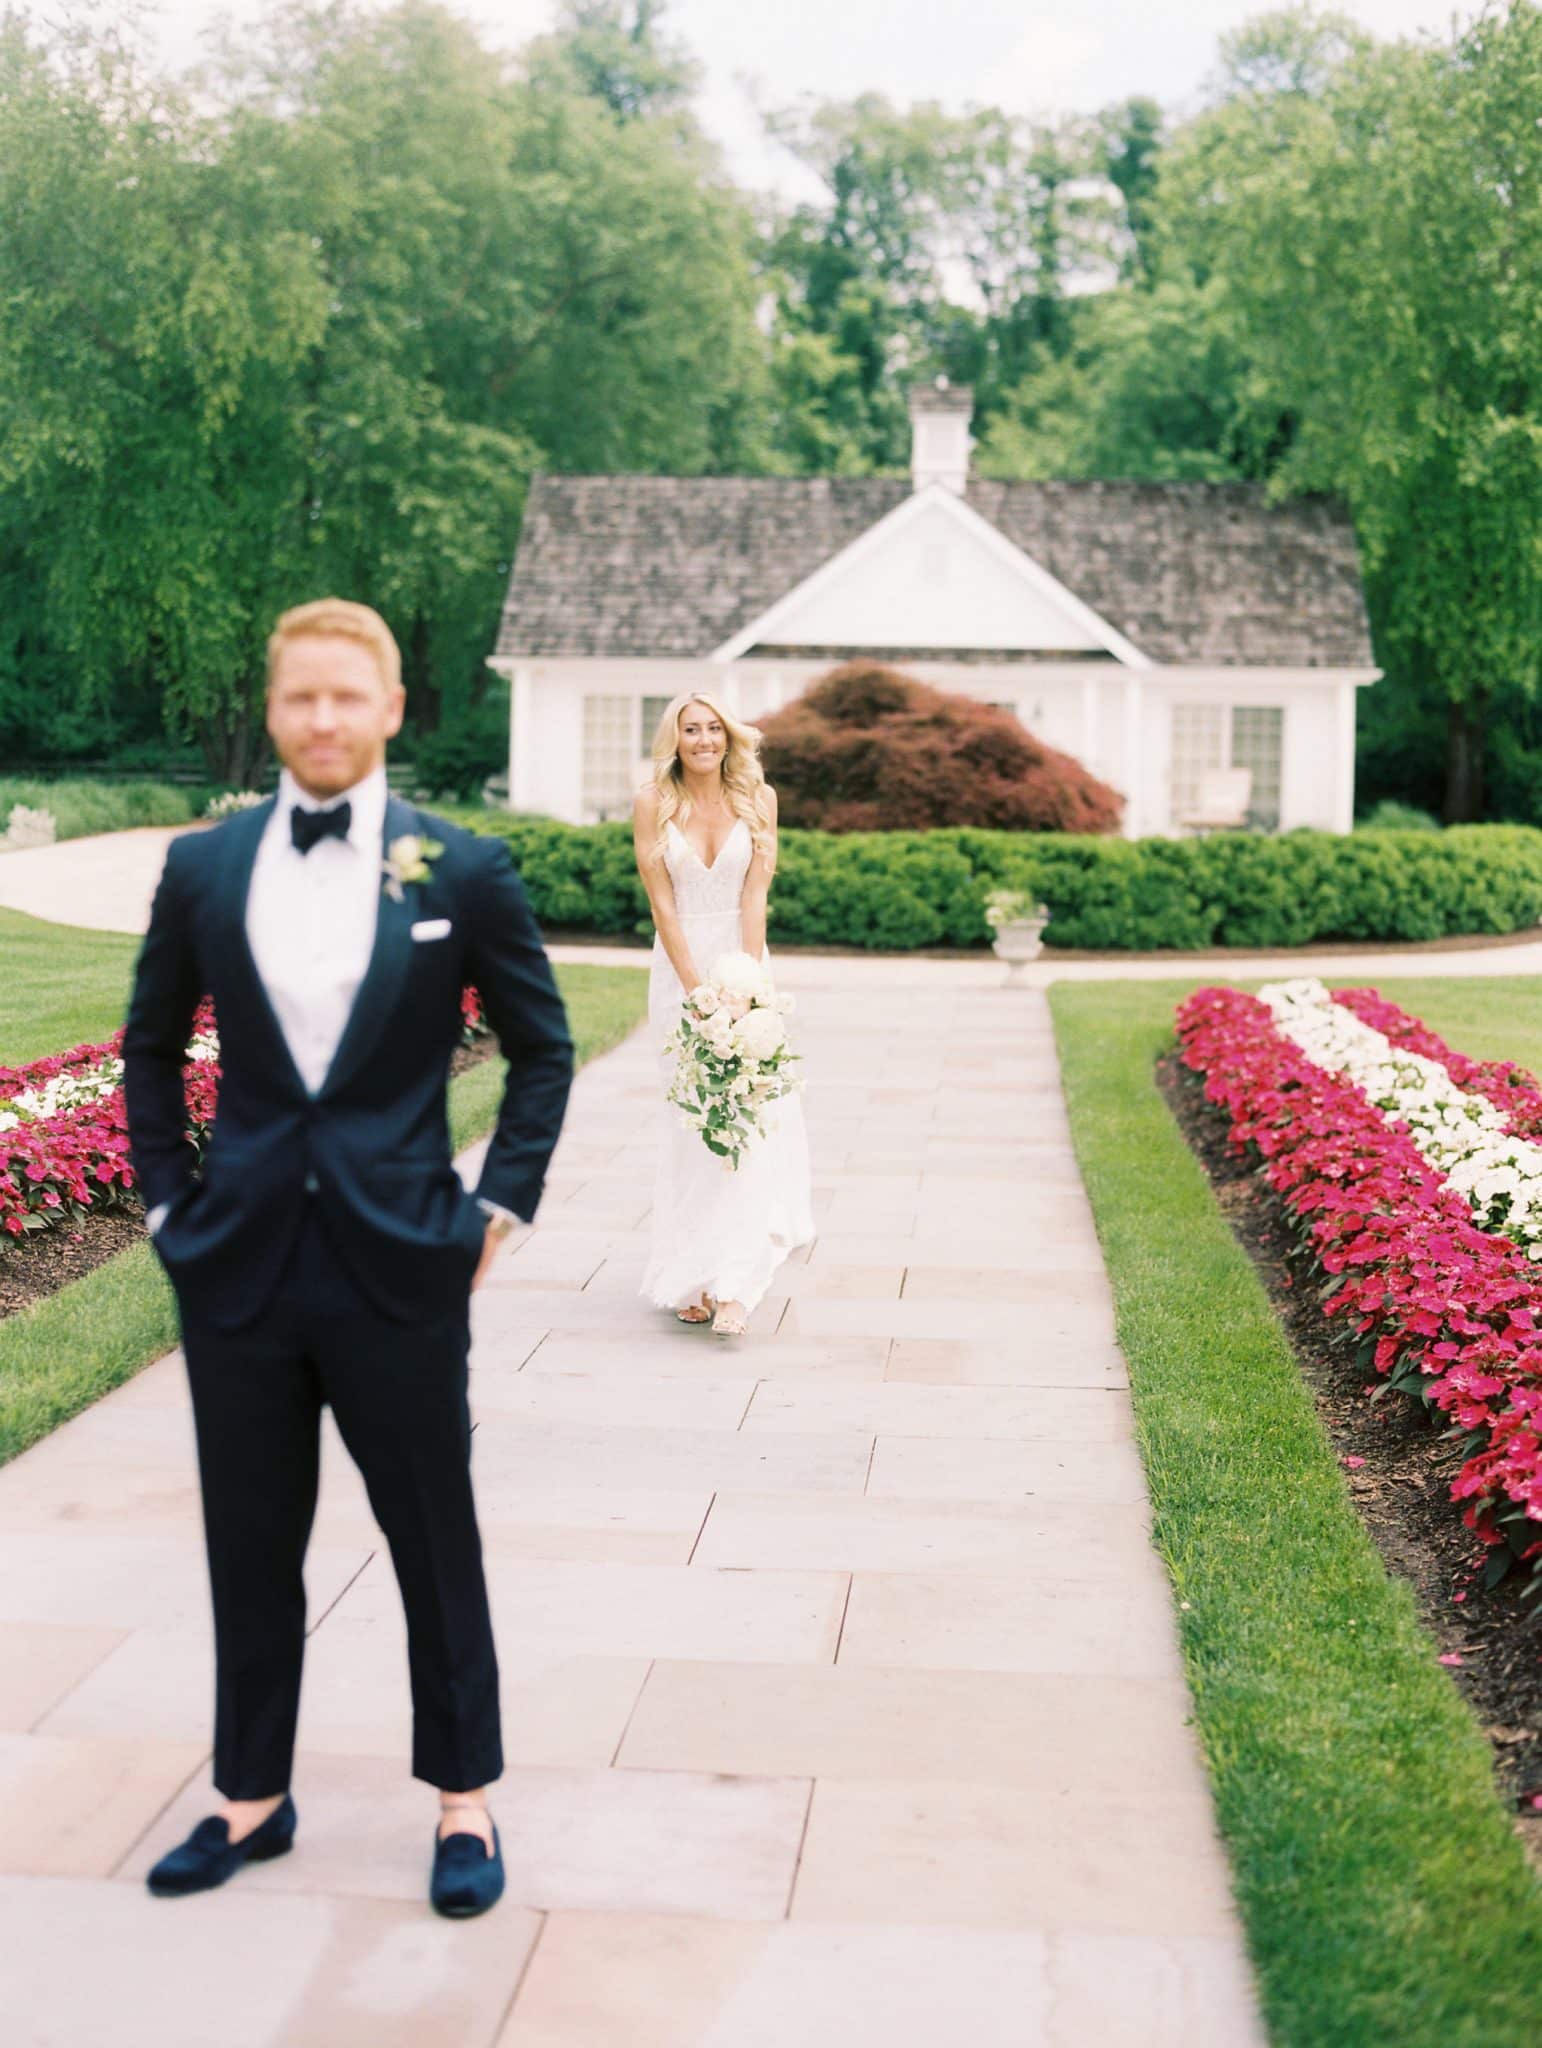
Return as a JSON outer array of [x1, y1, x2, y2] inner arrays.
[[122, 795, 574, 1329]]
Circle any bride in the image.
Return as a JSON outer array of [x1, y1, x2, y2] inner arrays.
[[633, 691, 814, 1337]]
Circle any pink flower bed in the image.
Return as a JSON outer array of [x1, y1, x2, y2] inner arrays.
[[4, 987, 492, 1247], [1, 1002, 220, 1243], [1177, 986, 1542, 1574], [0, 1045, 108, 1102]]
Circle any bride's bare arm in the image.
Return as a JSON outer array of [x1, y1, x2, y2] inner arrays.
[[633, 791, 701, 991], [739, 786, 778, 960]]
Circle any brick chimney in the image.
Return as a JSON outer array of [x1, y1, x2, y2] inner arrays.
[[908, 377, 974, 495]]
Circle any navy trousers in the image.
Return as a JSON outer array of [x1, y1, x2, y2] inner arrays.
[[178, 1202, 501, 1798]]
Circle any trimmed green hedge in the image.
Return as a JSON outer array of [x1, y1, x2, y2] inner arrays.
[[0, 778, 203, 842], [453, 811, 1542, 952]]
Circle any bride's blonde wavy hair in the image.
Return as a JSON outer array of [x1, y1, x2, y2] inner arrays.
[[646, 690, 776, 870]]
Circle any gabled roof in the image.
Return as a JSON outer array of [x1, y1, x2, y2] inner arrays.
[[495, 474, 1374, 668], [710, 484, 1152, 667]]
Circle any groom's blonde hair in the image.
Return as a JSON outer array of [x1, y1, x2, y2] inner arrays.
[[267, 598, 401, 695]]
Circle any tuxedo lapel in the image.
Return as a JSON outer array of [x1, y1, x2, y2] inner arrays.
[[318, 794, 419, 1101], [223, 799, 311, 1101]]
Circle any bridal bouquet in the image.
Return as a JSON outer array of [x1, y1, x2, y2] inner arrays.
[[667, 952, 801, 1169]]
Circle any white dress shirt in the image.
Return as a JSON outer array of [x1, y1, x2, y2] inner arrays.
[[250, 766, 387, 1095], [146, 765, 515, 1237]]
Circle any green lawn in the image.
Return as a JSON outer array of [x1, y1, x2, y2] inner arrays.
[[0, 920, 648, 1464], [1360, 972, 1542, 1074], [0, 909, 145, 1063], [1050, 973, 1542, 2048]]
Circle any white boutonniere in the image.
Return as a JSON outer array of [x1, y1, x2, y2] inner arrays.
[[382, 832, 444, 902]]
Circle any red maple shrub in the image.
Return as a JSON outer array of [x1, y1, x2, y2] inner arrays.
[[756, 662, 1123, 833]]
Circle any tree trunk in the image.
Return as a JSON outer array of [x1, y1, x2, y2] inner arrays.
[[1442, 695, 1488, 823], [408, 610, 439, 732], [196, 686, 268, 788]]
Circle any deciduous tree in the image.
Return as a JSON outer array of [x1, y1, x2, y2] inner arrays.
[[1160, 2, 1542, 820]]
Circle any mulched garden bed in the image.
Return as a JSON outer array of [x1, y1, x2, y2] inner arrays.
[[0, 1207, 146, 1318], [0, 1038, 500, 1324], [1159, 1048, 1542, 1859]]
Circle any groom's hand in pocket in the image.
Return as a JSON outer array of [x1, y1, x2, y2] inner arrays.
[[473, 1210, 527, 1291]]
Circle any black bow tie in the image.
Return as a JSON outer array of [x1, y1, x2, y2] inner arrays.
[[290, 801, 352, 855]]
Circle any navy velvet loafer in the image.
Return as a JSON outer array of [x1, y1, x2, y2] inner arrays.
[[147, 1794, 297, 1897], [430, 1821, 505, 1918]]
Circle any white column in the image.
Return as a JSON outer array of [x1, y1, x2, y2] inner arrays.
[[509, 666, 535, 812], [712, 660, 741, 715], [1334, 680, 1358, 832], [1080, 676, 1100, 774], [1121, 672, 1145, 838]]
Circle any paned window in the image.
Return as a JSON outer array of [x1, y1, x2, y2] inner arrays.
[[584, 693, 694, 817], [582, 695, 637, 819], [1170, 704, 1228, 826], [1171, 704, 1284, 831], [1230, 706, 1284, 830], [641, 695, 675, 759]]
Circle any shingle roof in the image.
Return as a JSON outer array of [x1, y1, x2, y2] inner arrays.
[[496, 474, 1374, 668]]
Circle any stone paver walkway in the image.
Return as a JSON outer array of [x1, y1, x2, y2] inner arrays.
[[1, 956, 1266, 2046]]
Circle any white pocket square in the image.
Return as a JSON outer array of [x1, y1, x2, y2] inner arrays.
[[411, 918, 452, 942]]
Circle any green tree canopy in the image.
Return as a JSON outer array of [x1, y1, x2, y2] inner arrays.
[[0, 0, 767, 778], [757, 93, 1130, 472], [5, 0, 1538, 831], [1158, 0, 1542, 819]]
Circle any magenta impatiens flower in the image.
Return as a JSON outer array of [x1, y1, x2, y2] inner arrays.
[[3, 985, 492, 1250], [0, 1001, 219, 1246], [1176, 985, 1542, 1574]]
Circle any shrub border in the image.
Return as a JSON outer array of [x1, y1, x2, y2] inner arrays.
[[455, 811, 1542, 954]]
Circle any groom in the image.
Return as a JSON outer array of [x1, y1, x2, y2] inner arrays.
[[123, 597, 573, 1916]]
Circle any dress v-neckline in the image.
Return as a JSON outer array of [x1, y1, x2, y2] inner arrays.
[[671, 815, 744, 872]]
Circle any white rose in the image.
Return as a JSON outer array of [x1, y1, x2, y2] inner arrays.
[[709, 951, 771, 1000], [731, 1008, 786, 1062], [703, 1013, 736, 1054]]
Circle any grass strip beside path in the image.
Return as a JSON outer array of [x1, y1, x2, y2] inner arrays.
[[0, 908, 144, 1064], [0, 961, 648, 1466], [1050, 978, 1542, 2048]]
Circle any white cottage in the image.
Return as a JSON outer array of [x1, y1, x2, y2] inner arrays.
[[490, 383, 1378, 835]]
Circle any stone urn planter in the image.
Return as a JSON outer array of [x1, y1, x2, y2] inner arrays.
[[984, 890, 1050, 985], [2, 803, 57, 853]]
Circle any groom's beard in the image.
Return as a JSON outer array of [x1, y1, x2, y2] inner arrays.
[[289, 756, 359, 800], [278, 738, 387, 802]]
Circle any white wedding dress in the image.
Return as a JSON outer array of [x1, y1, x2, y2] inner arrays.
[[641, 816, 815, 1315]]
